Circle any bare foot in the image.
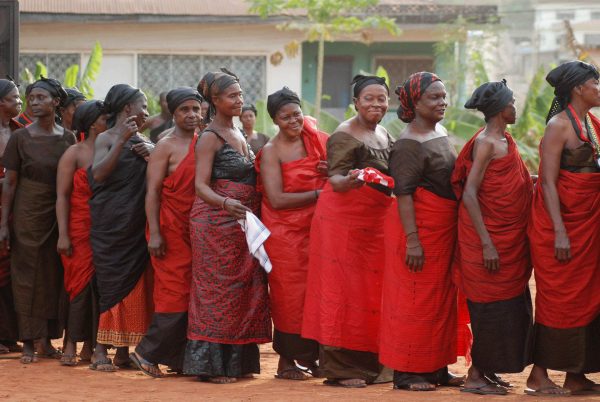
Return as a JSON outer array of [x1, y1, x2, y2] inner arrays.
[[464, 365, 489, 390], [526, 365, 570, 395], [113, 347, 131, 368], [37, 338, 61, 359], [564, 373, 600, 394]]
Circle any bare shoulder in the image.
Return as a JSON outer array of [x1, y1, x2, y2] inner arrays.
[[543, 112, 571, 142]]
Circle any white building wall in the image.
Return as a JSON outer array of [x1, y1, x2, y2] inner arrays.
[[20, 21, 304, 99]]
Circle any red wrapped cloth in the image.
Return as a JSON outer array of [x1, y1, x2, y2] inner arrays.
[[187, 179, 271, 344], [255, 120, 328, 334], [61, 168, 95, 301], [302, 183, 393, 353], [529, 167, 600, 329], [146, 135, 197, 313], [380, 188, 469, 372], [451, 130, 533, 303]]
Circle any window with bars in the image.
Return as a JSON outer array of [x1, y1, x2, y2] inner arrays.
[[585, 33, 600, 48], [556, 11, 575, 21], [137, 54, 266, 105], [372, 56, 434, 106], [19, 53, 81, 81]]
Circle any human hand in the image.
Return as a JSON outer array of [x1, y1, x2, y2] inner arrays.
[[57, 235, 72, 257], [224, 198, 252, 220]]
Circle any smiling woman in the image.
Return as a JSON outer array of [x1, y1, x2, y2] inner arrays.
[[301, 74, 395, 389]]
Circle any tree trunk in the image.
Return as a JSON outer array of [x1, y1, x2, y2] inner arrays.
[[315, 33, 325, 119]]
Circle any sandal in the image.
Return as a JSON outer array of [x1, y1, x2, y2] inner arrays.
[[60, 354, 78, 367], [524, 386, 570, 396], [323, 379, 367, 388], [89, 357, 117, 372], [38, 348, 62, 360], [461, 383, 508, 395], [394, 382, 436, 391], [129, 352, 164, 378], [274, 367, 307, 381]]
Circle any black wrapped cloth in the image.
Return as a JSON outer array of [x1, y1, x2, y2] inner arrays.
[[351, 74, 389, 98], [266, 87, 301, 119], [72, 100, 104, 138], [0, 77, 18, 99], [104, 84, 143, 128], [464, 79, 514, 121], [64, 88, 86, 107], [545, 61, 599, 123], [88, 135, 149, 313], [30, 77, 68, 105], [166, 87, 203, 114]]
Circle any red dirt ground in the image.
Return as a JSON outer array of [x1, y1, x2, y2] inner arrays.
[[1, 281, 599, 401]]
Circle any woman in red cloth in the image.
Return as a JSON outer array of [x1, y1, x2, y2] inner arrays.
[[255, 87, 328, 380], [380, 72, 467, 391], [0, 78, 23, 354], [183, 69, 271, 384], [56, 100, 107, 366], [302, 75, 394, 388], [130, 87, 202, 377], [526, 61, 600, 396], [452, 80, 533, 395]]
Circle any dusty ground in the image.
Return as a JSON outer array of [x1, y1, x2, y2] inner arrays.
[[2, 281, 599, 401], [1, 343, 599, 401]]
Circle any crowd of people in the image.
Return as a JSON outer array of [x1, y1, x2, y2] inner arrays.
[[0, 59, 598, 396]]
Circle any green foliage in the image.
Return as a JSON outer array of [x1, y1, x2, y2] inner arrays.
[[143, 90, 162, 117], [78, 41, 103, 98], [34, 62, 47, 80], [63, 65, 79, 88], [300, 99, 341, 134], [248, 0, 400, 118], [254, 100, 278, 136]]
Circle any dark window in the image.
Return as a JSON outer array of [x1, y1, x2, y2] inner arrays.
[[373, 56, 434, 106]]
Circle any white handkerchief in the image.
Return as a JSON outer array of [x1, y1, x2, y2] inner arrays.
[[237, 211, 272, 273]]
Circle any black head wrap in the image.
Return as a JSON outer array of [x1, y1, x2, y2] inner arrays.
[[64, 87, 86, 108], [241, 104, 258, 116], [197, 68, 240, 122], [30, 77, 68, 106], [395, 72, 442, 123], [266, 87, 301, 119], [103, 83, 143, 128], [464, 79, 513, 121], [0, 76, 18, 99], [166, 87, 203, 115], [545, 61, 599, 123], [72, 100, 105, 139], [351, 74, 389, 98]]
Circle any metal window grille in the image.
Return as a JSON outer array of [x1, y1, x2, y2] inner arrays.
[[19, 53, 80, 81], [138, 54, 266, 104]]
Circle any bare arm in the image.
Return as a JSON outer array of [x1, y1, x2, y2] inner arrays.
[[0, 170, 17, 250], [91, 116, 137, 183], [195, 132, 251, 219], [540, 118, 571, 262], [56, 146, 78, 256], [260, 144, 318, 210], [397, 194, 424, 272], [145, 141, 169, 257], [461, 139, 499, 271]]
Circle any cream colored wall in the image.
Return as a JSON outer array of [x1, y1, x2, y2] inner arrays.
[[20, 21, 305, 98]]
